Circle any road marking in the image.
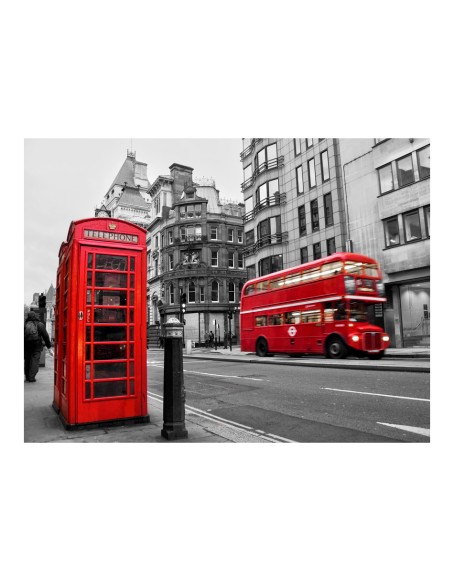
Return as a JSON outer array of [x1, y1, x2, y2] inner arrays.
[[321, 387, 430, 402], [377, 422, 430, 437], [147, 362, 263, 382], [147, 391, 298, 443]]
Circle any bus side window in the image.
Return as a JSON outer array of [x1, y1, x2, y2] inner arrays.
[[255, 315, 267, 326], [245, 285, 255, 295], [285, 311, 300, 324], [324, 304, 335, 322], [269, 314, 283, 325], [334, 300, 347, 320]]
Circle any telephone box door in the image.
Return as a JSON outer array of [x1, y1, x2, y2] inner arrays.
[[77, 246, 146, 424]]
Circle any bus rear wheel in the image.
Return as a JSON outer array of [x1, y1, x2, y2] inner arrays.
[[326, 337, 347, 359], [256, 338, 268, 357]]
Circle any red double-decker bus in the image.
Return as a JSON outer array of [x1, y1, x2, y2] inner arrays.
[[240, 252, 390, 359]]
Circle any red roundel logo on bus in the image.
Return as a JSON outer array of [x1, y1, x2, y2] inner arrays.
[[288, 326, 297, 337]]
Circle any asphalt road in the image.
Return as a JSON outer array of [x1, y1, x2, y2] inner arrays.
[[147, 354, 430, 443]]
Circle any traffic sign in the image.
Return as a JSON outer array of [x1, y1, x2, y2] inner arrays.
[[288, 326, 297, 337]]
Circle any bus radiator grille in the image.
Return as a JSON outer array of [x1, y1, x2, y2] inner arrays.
[[363, 332, 382, 351]]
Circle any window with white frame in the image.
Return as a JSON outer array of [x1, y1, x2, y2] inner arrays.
[[200, 286, 205, 302], [228, 251, 234, 268], [168, 230, 173, 245], [169, 253, 174, 270], [228, 228, 234, 242], [211, 281, 219, 302], [210, 226, 218, 240], [228, 282, 235, 302], [238, 230, 243, 243], [417, 146, 430, 179], [170, 283, 175, 304], [189, 282, 196, 303], [294, 139, 301, 156], [180, 227, 186, 241], [211, 249, 218, 267], [424, 206, 430, 236], [238, 253, 244, 269]]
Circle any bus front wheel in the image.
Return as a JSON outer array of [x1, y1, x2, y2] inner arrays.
[[256, 338, 268, 357], [326, 337, 347, 359]]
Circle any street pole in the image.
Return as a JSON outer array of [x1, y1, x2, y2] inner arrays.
[[214, 318, 217, 350], [161, 317, 188, 441]]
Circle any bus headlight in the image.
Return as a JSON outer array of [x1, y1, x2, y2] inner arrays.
[[383, 335, 390, 342], [352, 335, 360, 342]]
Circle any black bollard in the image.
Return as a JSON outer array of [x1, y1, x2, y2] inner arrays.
[[161, 318, 188, 440]]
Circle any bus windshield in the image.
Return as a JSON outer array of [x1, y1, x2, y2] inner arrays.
[[349, 300, 370, 322]]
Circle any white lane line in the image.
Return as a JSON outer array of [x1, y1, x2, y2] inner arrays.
[[147, 391, 298, 443], [147, 362, 263, 382], [377, 422, 430, 437], [321, 387, 430, 402]]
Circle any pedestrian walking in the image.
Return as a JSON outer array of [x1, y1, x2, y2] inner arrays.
[[223, 330, 228, 349], [24, 311, 52, 383], [209, 330, 214, 348]]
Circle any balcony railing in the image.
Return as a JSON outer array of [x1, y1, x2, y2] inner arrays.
[[243, 232, 288, 256], [240, 138, 262, 161], [241, 156, 284, 192], [244, 192, 286, 223]]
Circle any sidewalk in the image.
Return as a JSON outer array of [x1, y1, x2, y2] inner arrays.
[[23, 354, 274, 444], [177, 344, 430, 373]]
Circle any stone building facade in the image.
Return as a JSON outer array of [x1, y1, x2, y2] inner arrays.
[[240, 138, 430, 348], [147, 164, 246, 346]]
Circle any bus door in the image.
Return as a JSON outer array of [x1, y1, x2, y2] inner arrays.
[[300, 303, 323, 353]]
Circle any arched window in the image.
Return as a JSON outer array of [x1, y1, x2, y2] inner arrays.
[[189, 281, 196, 303], [228, 282, 235, 302], [169, 283, 175, 304], [211, 281, 219, 302]]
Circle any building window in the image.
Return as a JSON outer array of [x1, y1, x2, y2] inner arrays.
[[168, 230, 173, 245], [424, 205, 430, 237], [189, 282, 196, 303], [327, 237, 336, 255], [306, 138, 313, 148], [210, 226, 218, 240], [257, 216, 282, 247], [396, 154, 415, 188], [228, 228, 234, 242], [378, 164, 394, 194], [384, 216, 400, 247], [211, 281, 219, 302], [256, 178, 279, 208], [310, 199, 319, 231], [324, 193, 333, 226], [180, 227, 186, 241], [244, 163, 252, 183], [259, 254, 283, 276], [155, 235, 159, 249], [256, 142, 278, 173], [228, 251, 234, 268], [403, 210, 422, 242], [211, 250, 218, 267], [245, 196, 253, 219], [238, 253, 244, 268], [300, 247, 308, 264], [313, 242, 321, 260], [308, 158, 316, 188], [169, 253, 174, 270], [246, 229, 255, 246], [229, 282, 235, 303], [200, 286, 205, 302], [170, 284, 175, 304], [321, 150, 330, 182], [294, 139, 301, 156], [417, 145, 430, 179], [238, 230, 243, 243], [298, 205, 306, 236], [296, 165, 303, 195]]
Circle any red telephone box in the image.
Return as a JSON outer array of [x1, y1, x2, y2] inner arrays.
[[52, 218, 149, 428]]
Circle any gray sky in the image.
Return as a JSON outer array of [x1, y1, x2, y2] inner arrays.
[[24, 138, 243, 304]]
